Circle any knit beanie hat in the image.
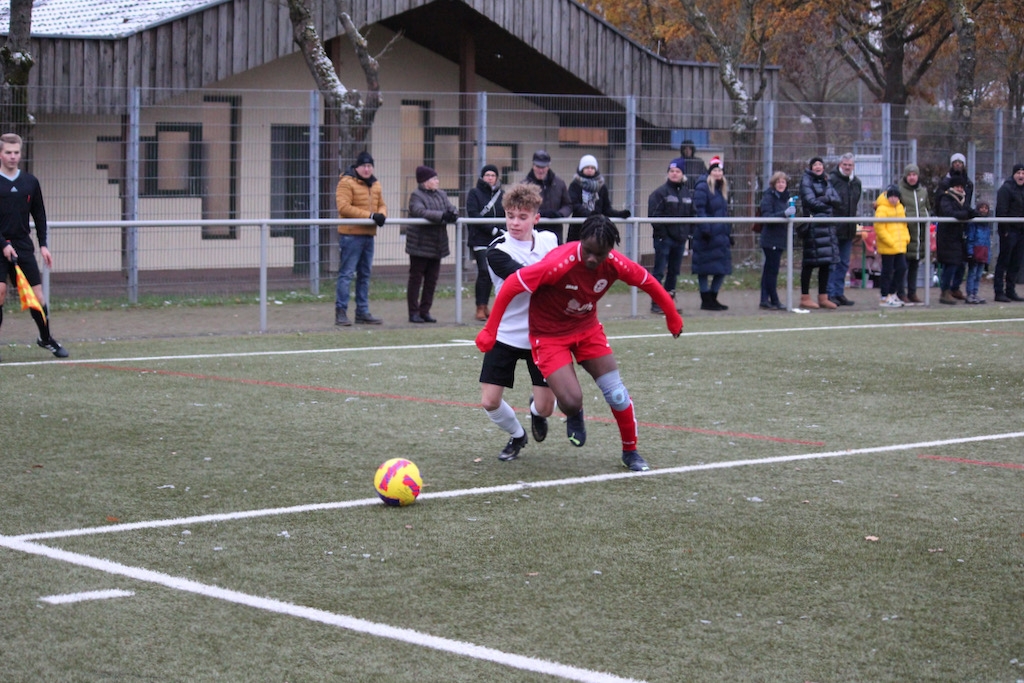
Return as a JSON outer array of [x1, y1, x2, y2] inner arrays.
[[886, 184, 900, 197], [1012, 163, 1024, 175], [578, 154, 599, 173], [708, 155, 722, 171], [950, 152, 967, 165], [668, 157, 685, 171], [903, 163, 919, 176], [416, 165, 437, 184], [808, 156, 824, 169], [948, 172, 966, 188], [480, 164, 499, 178], [355, 151, 374, 166]]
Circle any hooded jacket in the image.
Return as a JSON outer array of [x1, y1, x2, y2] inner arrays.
[[996, 175, 1024, 232], [898, 168, 931, 260], [873, 193, 910, 256], [828, 168, 862, 241]]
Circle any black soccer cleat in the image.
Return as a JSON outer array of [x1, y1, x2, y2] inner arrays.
[[37, 337, 69, 358], [498, 433, 528, 461], [529, 397, 548, 443], [566, 409, 586, 447], [621, 450, 651, 472]]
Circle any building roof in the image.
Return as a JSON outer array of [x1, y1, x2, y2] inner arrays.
[[0, 0, 220, 38]]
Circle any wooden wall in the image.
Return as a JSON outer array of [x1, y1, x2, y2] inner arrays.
[[26, 0, 775, 129]]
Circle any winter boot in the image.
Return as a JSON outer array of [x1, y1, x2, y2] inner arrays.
[[699, 292, 716, 311], [712, 292, 728, 310], [940, 289, 957, 305], [800, 294, 819, 309], [818, 293, 837, 309]]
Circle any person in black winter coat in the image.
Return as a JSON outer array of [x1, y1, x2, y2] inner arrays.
[[566, 154, 630, 242], [691, 156, 733, 311], [826, 153, 861, 306], [758, 171, 797, 309], [797, 156, 841, 309], [934, 173, 978, 305], [406, 165, 458, 323], [934, 153, 975, 300], [647, 157, 694, 314], [524, 150, 572, 244], [466, 164, 505, 321], [993, 164, 1024, 301]]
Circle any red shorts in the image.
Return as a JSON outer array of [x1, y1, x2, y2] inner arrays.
[[530, 323, 611, 378]]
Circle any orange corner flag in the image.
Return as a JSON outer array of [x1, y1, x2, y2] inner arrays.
[[14, 264, 46, 324]]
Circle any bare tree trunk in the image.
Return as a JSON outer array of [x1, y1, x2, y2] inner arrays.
[[286, 0, 382, 168], [0, 0, 35, 139], [946, 0, 978, 152]]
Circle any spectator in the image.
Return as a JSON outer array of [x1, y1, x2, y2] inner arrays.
[[873, 185, 910, 308], [678, 139, 707, 192], [466, 164, 504, 321], [692, 156, 732, 311], [646, 157, 694, 314], [964, 201, 993, 304], [476, 214, 682, 472], [798, 156, 842, 310], [897, 163, 931, 304], [934, 153, 975, 300], [566, 154, 630, 242], [935, 173, 978, 305], [993, 164, 1024, 302], [0, 132, 68, 359], [406, 165, 458, 323], [827, 153, 861, 306], [334, 150, 386, 326], [758, 171, 796, 310], [479, 182, 559, 462], [524, 150, 572, 244]]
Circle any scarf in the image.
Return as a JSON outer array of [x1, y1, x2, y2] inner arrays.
[[574, 174, 604, 213]]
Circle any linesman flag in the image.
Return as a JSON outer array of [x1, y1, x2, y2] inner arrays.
[[14, 264, 46, 324]]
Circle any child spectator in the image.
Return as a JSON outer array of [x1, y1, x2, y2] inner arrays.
[[964, 201, 993, 304], [874, 184, 910, 307]]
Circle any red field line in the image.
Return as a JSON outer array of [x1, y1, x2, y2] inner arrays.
[[81, 363, 825, 446], [918, 454, 1024, 470]]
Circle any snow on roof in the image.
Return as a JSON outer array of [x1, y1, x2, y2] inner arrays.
[[0, 0, 226, 39]]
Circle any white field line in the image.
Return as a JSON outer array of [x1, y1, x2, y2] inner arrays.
[[2, 537, 643, 683], [4, 431, 1023, 683], [10, 431, 1024, 544], [38, 588, 134, 604], [0, 317, 1021, 368]]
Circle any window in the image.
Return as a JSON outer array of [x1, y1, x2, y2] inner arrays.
[[141, 123, 202, 196]]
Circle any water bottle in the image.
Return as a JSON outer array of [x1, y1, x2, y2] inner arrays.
[[788, 196, 797, 210]]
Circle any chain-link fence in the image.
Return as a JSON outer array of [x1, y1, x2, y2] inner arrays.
[[18, 87, 1024, 303]]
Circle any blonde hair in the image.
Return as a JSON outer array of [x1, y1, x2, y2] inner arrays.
[[768, 171, 788, 187], [0, 132, 23, 147]]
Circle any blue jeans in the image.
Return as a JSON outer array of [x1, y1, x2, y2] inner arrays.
[[652, 236, 685, 293], [335, 234, 375, 315], [938, 262, 958, 291], [966, 262, 985, 296], [760, 246, 782, 304], [697, 273, 724, 293], [827, 237, 853, 297]]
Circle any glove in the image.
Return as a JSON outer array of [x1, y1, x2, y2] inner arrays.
[[784, 206, 796, 218], [371, 212, 386, 227], [729, 236, 736, 247], [475, 327, 497, 353], [441, 210, 458, 224], [619, 210, 632, 219]]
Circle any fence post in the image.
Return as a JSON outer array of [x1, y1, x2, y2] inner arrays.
[[309, 90, 321, 295], [260, 222, 269, 333], [126, 87, 141, 304], [454, 219, 464, 324], [881, 103, 892, 189], [763, 100, 776, 184], [476, 91, 487, 172]]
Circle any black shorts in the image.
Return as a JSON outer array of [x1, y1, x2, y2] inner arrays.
[[0, 246, 40, 287], [479, 340, 548, 389]]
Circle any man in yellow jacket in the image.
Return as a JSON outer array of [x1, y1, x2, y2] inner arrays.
[[335, 151, 387, 326]]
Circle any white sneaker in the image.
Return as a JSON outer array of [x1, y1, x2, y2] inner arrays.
[[880, 294, 902, 308]]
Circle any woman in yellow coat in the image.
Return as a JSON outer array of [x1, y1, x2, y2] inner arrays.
[[874, 184, 911, 307]]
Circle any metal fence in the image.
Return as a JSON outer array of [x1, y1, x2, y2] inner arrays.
[[18, 87, 1024, 309]]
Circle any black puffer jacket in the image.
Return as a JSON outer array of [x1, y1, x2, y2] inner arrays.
[[996, 176, 1024, 233], [935, 190, 977, 265], [647, 180, 694, 242], [465, 179, 504, 249], [828, 169, 862, 241], [798, 169, 841, 266]]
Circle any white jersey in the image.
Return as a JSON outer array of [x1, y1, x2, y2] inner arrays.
[[487, 229, 559, 349]]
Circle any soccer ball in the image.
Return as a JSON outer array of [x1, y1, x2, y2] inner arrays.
[[374, 458, 422, 507]]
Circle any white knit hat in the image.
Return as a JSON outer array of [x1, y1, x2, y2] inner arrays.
[[578, 154, 599, 173]]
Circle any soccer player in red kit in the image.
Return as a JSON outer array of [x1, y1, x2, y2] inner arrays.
[[476, 214, 683, 471]]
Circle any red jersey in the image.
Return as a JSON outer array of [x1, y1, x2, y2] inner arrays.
[[481, 242, 682, 341]]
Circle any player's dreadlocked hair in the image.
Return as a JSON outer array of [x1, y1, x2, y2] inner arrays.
[[579, 214, 620, 249]]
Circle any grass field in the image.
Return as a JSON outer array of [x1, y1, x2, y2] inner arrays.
[[2, 306, 1024, 682]]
